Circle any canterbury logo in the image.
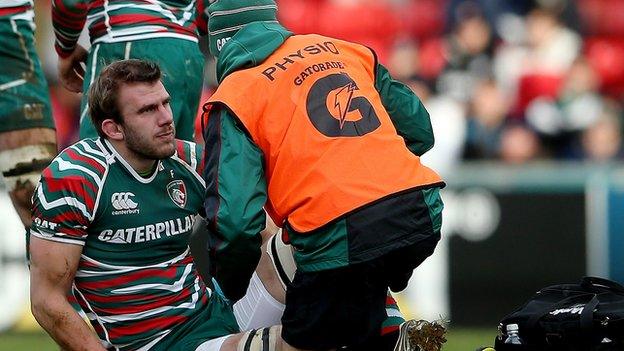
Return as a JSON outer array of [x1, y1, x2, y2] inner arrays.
[[111, 192, 138, 210]]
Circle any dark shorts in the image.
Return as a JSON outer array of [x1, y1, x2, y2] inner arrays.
[[281, 232, 440, 350], [0, 15, 54, 133]]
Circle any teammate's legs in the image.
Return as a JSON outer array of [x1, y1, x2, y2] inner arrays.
[[0, 129, 56, 228], [0, 12, 57, 229]]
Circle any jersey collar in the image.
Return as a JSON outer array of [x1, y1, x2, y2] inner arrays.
[[100, 138, 161, 184]]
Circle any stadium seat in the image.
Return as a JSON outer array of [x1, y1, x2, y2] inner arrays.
[[584, 36, 624, 98], [513, 74, 564, 117]]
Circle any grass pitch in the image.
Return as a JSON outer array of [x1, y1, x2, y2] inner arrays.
[[0, 328, 498, 351]]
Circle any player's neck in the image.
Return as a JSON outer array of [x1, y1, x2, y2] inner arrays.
[[108, 139, 157, 174]]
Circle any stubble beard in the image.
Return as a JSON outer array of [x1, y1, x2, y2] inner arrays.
[[125, 128, 175, 161]]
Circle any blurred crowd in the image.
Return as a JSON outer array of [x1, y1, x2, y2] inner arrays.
[[33, 0, 624, 176]]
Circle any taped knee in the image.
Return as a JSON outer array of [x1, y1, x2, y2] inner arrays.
[[0, 143, 55, 192], [237, 326, 281, 351], [266, 232, 297, 290]]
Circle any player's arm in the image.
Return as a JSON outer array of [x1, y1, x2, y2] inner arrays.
[[52, 0, 89, 92], [29, 237, 105, 351], [30, 152, 104, 349], [375, 63, 435, 156], [202, 104, 265, 302], [52, 0, 88, 58]]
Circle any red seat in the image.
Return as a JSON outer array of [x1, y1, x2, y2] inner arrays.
[[418, 38, 447, 80], [315, 1, 399, 62], [396, 0, 447, 41], [584, 36, 624, 98], [513, 74, 564, 117], [277, 0, 323, 35], [578, 0, 624, 36]]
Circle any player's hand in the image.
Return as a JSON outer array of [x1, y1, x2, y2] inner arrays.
[[58, 44, 88, 93]]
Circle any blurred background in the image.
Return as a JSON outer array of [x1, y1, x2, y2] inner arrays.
[[1, 0, 624, 349]]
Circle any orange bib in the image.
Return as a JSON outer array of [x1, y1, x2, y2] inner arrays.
[[208, 34, 443, 232]]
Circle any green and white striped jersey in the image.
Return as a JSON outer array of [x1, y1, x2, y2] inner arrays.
[[31, 138, 215, 350], [52, 0, 210, 57]]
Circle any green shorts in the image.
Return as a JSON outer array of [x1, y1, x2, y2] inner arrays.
[[80, 38, 205, 141], [0, 15, 54, 133]]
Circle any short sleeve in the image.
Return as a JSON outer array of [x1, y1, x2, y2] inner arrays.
[[30, 156, 99, 246]]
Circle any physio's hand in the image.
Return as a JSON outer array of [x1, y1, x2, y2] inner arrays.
[[58, 45, 88, 93]]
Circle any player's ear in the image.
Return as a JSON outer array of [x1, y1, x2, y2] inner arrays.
[[101, 119, 124, 140]]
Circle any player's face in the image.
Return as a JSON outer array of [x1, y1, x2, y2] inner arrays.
[[117, 81, 176, 160]]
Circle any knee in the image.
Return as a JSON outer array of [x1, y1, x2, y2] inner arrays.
[[0, 143, 56, 227]]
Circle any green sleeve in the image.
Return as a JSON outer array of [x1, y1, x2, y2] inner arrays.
[[202, 105, 266, 301], [375, 63, 434, 156]]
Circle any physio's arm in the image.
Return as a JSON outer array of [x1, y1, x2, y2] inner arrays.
[[29, 236, 105, 351], [203, 105, 266, 301], [375, 63, 434, 156]]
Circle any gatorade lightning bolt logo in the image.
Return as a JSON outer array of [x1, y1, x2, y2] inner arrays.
[[306, 73, 380, 137], [333, 82, 358, 129]]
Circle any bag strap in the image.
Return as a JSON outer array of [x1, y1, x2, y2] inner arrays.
[[580, 295, 599, 328], [579, 295, 599, 346], [581, 276, 624, 294], [526, 294, 592, 330]]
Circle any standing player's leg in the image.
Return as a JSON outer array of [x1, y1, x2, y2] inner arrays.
[[0, 129, 56, 228], [0, 10, 57, 230]]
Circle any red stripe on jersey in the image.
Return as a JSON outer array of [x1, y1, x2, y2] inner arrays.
[[0, 5, 30, 17], [108, 315, 188, 339], [105, 14, 196, 36], [92, 286, 196, 315], [88, 24, 194, 40], [66, 149, 106, 174], [44, 177, 96, 211], [52, 13, 86, 28], [79, 259, 98, 269], [89, 21, 107, 34], [44, 173, 96, 197], [109, 13, 164, 26], [197, 147, 206, 174], [381, 325, 400, 335], [81, 291, 160, 304], [176, 140, 187, 162], [41, 167, 53, 180], [76, 267, 181, 291]]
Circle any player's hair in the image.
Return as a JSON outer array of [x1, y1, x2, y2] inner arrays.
[[88, 59, 162, 137]]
